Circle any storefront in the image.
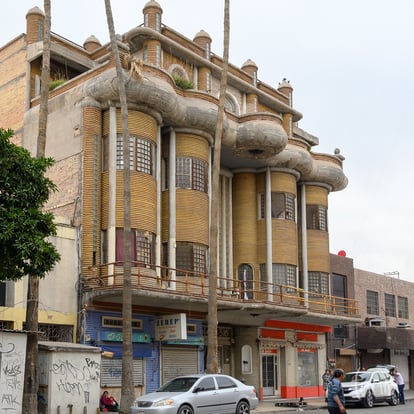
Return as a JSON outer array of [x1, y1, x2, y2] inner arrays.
[[258, 321, 329, 399]]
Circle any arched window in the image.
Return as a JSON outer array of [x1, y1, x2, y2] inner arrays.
[[224, 93, 239, 114], [238, 264, 254, 299]]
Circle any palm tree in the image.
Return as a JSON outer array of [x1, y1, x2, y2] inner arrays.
[[207, 0, 230, 374], [23, 1, 51, 412], [104, 1, 134, 412]]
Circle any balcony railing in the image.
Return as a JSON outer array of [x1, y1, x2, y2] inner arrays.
[[84, 262, 359, 317]]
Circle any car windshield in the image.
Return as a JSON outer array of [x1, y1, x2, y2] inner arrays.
[[344, 372, 370, 383], [157, 377, 199, 392]]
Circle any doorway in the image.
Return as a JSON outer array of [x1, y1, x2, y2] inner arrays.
[[262, 353, 279, 397]]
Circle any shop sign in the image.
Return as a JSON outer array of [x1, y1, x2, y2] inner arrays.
[[154, 313, 187, 341], [165, 336, 204, 346], [101, 331, 151, 343]]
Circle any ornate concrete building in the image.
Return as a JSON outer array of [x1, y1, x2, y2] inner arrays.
[[0, 1, 361, 399]]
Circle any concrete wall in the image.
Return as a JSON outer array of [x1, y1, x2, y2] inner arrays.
[[0, 332, 27, 412], [39, 342, 101, 413]]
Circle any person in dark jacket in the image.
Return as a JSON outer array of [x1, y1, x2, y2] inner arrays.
[[327, 368, 347, 414]]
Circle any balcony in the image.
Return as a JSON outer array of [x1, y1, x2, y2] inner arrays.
[[83, 262, 360, 326]]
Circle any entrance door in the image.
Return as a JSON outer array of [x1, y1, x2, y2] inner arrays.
[[262, 354, 278, 396]]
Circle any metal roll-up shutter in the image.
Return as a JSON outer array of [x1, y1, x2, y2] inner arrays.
[[101, 358, 144, 387], [162, 346, 199, 384]]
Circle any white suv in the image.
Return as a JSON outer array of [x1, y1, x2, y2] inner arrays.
[[341, 370, 399, 408]]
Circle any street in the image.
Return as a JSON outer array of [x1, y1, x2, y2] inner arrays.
[[321, 401, 413, 414]]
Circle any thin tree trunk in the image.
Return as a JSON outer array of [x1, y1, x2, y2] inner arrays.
[[23, 1, 51, 412], [207, 0, 230, 374], [104, 1, 134, 412]]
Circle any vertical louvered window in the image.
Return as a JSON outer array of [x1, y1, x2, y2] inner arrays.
[[306, 205, 328, 231]]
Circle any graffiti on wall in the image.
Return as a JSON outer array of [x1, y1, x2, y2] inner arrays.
[[50, 356, 100, 402], [0, 333, 27, 412]]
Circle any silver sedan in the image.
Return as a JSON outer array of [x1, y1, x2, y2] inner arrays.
[[130, 374, 258, 414]]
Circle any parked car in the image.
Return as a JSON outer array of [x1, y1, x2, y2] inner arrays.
[[341, 370, 399, 408], [130, 374, 258, 414]]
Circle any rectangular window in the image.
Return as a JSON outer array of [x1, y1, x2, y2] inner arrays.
[[297, 349, 317, 386], [384, 293, 396, 317], [333, 325, 348, 339], [398, 296, 409, 319], [102, 316, 143, 329], [260, 264, 296, 291], [366, 290, 379, 315], [308, 272, 329, 295], [272, 264, 296, 287], [258, 192, 296, 221], [176, 157, 208, 193], [306, 205, 328, 231], [176, 242, 207, 275], [136, 138, 154, 174], [116, 135, 155, 175], [176, 157, 192, 188], [116, 228, 155, 266]]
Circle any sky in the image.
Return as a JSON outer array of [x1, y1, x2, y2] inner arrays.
[[2, 1, 414, 282]]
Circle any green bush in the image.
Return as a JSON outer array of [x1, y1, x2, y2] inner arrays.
[[173, 76, 194, 90], [49, 78, 66, 91]]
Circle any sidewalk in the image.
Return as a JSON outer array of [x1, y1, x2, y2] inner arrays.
[[255, 389, 414, 413], [256, 397, 326, 413]]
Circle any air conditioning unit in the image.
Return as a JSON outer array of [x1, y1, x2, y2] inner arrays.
[[365, 317, 385, 327]]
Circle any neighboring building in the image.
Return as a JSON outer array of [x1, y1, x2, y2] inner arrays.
[[327, 252, 358, 373], [0, 1, 362, 399], [355, 269, 414, 389], [326, 253, 414, 389]]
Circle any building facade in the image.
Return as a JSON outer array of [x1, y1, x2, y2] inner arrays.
[[355, 268, 414, 389], [0, 1, 362, 399]]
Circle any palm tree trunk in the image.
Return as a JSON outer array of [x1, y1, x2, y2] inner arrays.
[[104, 1, 134, 412], [23, 1, 51, 412], [207, 0, 230, 374]]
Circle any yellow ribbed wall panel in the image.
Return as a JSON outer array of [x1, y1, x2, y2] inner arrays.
[[161, 191, 170, 240], [101, 173, 109, 227], [103, 109, 158, 141], [233, 173, 257, 264], [198, 67, 210, 91], [307, 232, 330, 272], [176, 133, 209, 160], [306, 185, 328, 206], [81, 106, 102, 274], [272, 222, 298, 264], [176, 190, 209, 244], [270, 171, 297, 193], [115, 172, 157, 232], [256, 172, 265, 193]]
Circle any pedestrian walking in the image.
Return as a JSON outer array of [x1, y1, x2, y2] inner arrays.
[[322, 369, 332, 391], [327, 368, 347, 414], [394, 369, 405, 404]]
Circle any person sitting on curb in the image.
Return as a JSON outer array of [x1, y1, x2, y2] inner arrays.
[[100, 390, 119, 412]]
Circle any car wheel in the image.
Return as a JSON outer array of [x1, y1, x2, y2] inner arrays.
[[388, 390, 399, 406], [177, 404, 194, 414], [235, 400, 250, 414], [363, 389, 374, 408]]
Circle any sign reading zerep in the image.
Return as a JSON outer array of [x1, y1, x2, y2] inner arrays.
[[154, 313, 187, 341]]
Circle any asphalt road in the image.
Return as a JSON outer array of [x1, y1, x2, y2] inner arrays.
[[331, 401, 413, 414]]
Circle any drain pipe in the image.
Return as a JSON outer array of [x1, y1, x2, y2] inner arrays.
[[300, 184, 309, 308]]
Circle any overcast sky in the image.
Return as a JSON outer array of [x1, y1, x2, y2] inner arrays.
[[2, 1, 414, 282]]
